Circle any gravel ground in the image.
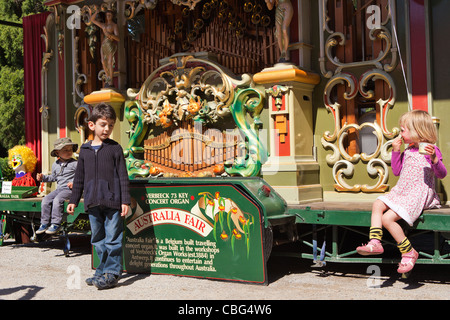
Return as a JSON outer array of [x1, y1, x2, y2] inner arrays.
[[0, 235, 449, 302]]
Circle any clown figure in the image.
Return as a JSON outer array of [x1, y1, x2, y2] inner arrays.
[[8, 146, 37, 187]]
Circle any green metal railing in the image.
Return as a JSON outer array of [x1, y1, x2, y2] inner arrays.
[[269, 206, 450, 265]]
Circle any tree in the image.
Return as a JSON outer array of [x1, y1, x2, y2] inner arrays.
[[0, 66, 25, 150], [0, 0, 47, 156]]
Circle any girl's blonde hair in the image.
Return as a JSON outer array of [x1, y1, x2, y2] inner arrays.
[[399, 110, 437, 144]]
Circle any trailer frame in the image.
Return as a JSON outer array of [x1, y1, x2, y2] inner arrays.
[[269, 202, 450, 266]]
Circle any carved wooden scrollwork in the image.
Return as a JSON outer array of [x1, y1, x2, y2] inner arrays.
[[125, 54, 267, 178], [319, 0, 399, 193]]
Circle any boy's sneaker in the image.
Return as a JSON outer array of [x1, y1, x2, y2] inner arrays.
[[35, 224, 49, 234], [45, 224, 62, 235], [356, 239, 384, 255], [85, 275, 102, 286], [93, 273, 119, 290], [397, 248, 419, 274]]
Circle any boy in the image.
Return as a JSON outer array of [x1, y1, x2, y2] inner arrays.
[[36, 137, 78, 235], [67, 103, 130, 290]]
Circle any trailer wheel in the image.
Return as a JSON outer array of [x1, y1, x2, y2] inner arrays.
[[12, 220, 33, 244], [263, 226, 273, 263]]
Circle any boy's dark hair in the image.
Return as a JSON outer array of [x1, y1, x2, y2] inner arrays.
[[89, 103, 116, 123]]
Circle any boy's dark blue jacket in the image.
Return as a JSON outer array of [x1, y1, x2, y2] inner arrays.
[[69, 138, 130, 211]]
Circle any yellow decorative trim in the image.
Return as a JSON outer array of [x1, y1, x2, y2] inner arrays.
[[84, 89, 125, 105], [254, 67, 320, 85]]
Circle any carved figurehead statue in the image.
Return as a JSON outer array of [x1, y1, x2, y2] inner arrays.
[[90, 7, 119, 87], [265, 0, 293, 63]]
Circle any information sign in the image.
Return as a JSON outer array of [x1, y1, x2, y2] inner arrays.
[[93, 180, 269, 284]]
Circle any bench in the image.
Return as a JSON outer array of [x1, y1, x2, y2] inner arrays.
[[269, 202, 450, 265], [0, 197, 88, 256]]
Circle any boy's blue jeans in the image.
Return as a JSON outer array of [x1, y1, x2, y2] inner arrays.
[[88, 206, 123, 276]]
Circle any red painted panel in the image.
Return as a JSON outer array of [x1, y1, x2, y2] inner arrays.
[[58, 49, 66, 137], [275, 116, 290, 157], [409, 0, 428, 111]]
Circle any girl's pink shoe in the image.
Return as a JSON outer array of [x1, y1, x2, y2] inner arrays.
[[356, 239, 384, 255], [397, 248, 419, 274]]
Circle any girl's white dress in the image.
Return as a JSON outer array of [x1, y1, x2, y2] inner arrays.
[[378, 147, 443, 226]]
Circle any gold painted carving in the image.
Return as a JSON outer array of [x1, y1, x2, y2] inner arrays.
[[266, 85, 289, 111], [319, 0, 399, 193], [170, 0, 203, 10], [125, 0, 158, 20], [127, 54, 253, 127], [40, 12, 55, 120]]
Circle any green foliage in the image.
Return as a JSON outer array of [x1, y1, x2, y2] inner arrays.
[[0, 25, 23, 68], [0, 1, 22, 21], [0, 157, 15, 181], [0, 1, 24, 69], [21, 0, 48, 16], [0, 66, 25, 150], [0, 0, 47, 20], [0, 0, 47, 154]]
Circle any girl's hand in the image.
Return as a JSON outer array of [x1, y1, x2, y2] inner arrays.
[[424, 144, 438, 163], [392, 137, 402, 152], [36, 173, 43, 181]]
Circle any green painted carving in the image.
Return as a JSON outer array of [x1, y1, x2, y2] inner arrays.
[[123, 53, 268, 179], [225, 87, 268, 177], [124, 100, 150, 179]]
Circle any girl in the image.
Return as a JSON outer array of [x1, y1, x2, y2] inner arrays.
[[356, 110, 447, 274]]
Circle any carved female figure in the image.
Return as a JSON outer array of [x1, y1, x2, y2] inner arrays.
[[90, 9, 119, 87], [265, 0, 293, 62]]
